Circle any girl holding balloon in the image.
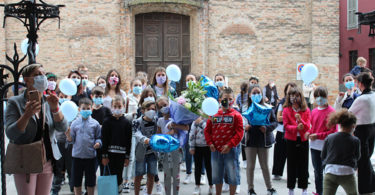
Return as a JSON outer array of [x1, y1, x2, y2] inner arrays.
[[103, 69, 127, 109], [333, 73, 359, 110], [151, 67, 177, 98], [282, 87, 311, 195], [244, 84, 278, 195]]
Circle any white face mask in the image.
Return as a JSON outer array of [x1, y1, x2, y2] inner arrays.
[[33, 75, 48, 92], [111, 108, 125, 116], [145, 110, 156, 119], [98, 83, 106, 89], [144, 97, 155, 102], [47, 81, 56, 91]]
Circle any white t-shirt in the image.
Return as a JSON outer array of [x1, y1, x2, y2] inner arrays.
[[157, 118, 179, 139], [154, 86, 165, 97], [103, 90, 127, 109], [275, 104, 284, 132]]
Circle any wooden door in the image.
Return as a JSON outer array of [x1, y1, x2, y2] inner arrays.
[[135, 12, 191, 93]]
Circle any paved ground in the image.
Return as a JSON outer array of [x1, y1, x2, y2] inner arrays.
[[6, 147, 363, 195]]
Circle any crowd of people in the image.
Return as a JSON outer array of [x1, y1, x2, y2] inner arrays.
[[3, 56, 375, 195]]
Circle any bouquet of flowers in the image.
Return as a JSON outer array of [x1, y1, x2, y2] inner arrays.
[[168, 78, 208, 125]]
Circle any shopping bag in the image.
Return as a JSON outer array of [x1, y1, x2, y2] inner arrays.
[[97, 165, 118, 195]]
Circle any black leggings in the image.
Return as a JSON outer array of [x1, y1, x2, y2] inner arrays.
[[286, 138, 309, 189], [108, 153, 126, 186], [193, 147, 213, 186], [272, 131, 287, 176]]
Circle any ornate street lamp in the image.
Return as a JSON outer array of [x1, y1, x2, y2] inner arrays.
[[0, 1, 64, 194]]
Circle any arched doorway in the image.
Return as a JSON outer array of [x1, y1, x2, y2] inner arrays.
[[135, 12, 191, 92]]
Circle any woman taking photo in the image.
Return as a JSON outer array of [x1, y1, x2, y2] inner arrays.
[[5, 64, 68, 195], [348, 72, 375, 194]]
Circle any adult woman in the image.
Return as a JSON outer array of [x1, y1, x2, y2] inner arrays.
[[68, 70, 90, 106], [283, 87, 311, 195], [103, 69, 127, 108], [334, 73, 359, 110], [271, 82, 297, 180], [348, 72, 375, 194], [5, 64, 68, 195], [263, 80, 279, 107]]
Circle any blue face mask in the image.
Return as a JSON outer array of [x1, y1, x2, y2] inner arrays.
[[215, 81, 225, 87], [72, 78, 81, 86], [315, 97, 327, 106], [345, 81, 355, 90], [93, 97, 103, 105], [59, 98, 69, 105], [251, 94, 262, 104], [82, 79, 88, 87], [80, 110, 92, 119], [133, 86, 142, 95]]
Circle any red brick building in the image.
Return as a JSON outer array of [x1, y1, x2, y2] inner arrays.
[[339, 0, 375, 81]]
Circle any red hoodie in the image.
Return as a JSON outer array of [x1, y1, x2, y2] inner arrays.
[[283, 106, 311, 142], [204, 108, 244, 152]]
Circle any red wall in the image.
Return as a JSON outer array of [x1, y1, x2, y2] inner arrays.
[[339, 0, 375, 82]]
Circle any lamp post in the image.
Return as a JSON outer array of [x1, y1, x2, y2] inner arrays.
[[0, 1, 64, 194]]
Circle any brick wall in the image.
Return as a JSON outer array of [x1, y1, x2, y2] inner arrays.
[[1, 0, 339, 103]]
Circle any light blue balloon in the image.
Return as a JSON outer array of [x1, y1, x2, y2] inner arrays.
[[166, 64, 181, 82], [150, 134, 180, 153], [60, 101, 79, 122], [242, 102, 272, 126], [301, 63, 319, 84], [59, 79, 77, 96], [202, 97, 219, 116]]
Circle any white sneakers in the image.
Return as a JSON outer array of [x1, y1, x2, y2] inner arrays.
[[222, 183, 230, 192], [122, 182, 130, 193], [273, 175, 282, 180], [302, 189, 308, 195], [155, 183, 163, 195], [183, 174, 192, 184], [193, 186, 201, 195], [208, 186, 214, 195], [288, 189, 294, 195], [180, 163, 186, 172], [235, 185, 240, 194], [200, 176, 206, 185]]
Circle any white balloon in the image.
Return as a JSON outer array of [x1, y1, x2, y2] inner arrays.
[[202, 97, 219, 116], [60, 101, 78, 122], [21, 38, 39, 56], [166, 64, 182, 82], [59, 79, 77, 96]]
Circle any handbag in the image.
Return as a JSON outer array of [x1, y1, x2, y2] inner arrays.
[[98, 166, 118, 195], [4, 104, 47, 179]]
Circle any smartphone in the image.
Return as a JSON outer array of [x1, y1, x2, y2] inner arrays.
[[28, 90, 39, 102]]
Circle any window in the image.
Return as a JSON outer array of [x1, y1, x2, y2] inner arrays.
[[349, 50, 358, 70], [370, 48, 375, 70], [348, 0, 358, 29]]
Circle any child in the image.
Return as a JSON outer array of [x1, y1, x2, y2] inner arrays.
[[236, 82, 249, 113], [69, 98, 101, 195], [45, 72, 57, 96], [121, 78, 142, 193], [151, 67, 177, 97], [282, 87, 311, 195], [204, 87, 243, 195], [96, 75, 107, 89], [190, 116, 214, 195], [137, 87, 157, 118], [350, 56, 367, 76], [91, 86, 112, 125], [244, 84, 278, 195], [182, 73, 198, 184], [321, 109, 360, 195], [214, 73, 226, 92], [334, 73, 359, 110], [304, 87, 337, 195], [133, 101, 159, 195], [156, 96, 188, 195], [51, 91, 73, 195], [101, 95, 133, 191]]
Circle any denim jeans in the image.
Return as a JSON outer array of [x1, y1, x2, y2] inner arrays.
[[135, 153, 158, 177], [311, 149, 323, 195], [211, 148, 240, 185], [184, 135, 193, 174]]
